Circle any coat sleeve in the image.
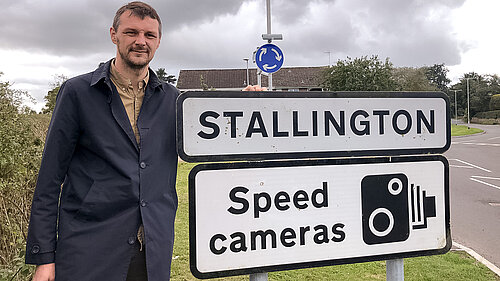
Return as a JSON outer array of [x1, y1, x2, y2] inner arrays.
[[25, 80, 80, 264]]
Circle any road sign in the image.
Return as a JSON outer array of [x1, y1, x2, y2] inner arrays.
[[255, 43, 284, 73], [189, 156, 450, 278], [176, 91, 451, 162]]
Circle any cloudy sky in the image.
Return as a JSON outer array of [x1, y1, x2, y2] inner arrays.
[[1, 0, 498, 111]]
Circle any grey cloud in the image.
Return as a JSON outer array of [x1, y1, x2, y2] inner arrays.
[[272, 0, 327, 25], [1, 0, 468, 84], [0, 0, 246, 56], [153, 0, 467, 74], [266, 0, 466, 67], [341, 0, 466, 66]]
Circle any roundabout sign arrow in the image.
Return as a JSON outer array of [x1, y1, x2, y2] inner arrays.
[[256, 43, 284, 74]]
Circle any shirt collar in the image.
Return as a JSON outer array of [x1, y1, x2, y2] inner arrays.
[[109, 59, 150, 91], [90, 58, 162, 92]]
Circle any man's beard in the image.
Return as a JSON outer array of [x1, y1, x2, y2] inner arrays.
[[119, 45, 151, 70]]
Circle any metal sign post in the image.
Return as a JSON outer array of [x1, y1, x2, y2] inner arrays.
[[250, 273, 268, 281], [386, 259, 404, 281], [249, 0, 277, 278], [266, 0, 272, 92], [258, 0, 283, 91]]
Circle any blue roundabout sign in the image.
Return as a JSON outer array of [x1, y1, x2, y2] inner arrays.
[[256, 43, 284, 74]]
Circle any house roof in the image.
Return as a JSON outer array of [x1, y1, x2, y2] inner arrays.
[[177, 66, 326, 90]]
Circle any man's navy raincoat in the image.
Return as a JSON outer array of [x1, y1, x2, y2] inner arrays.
[[25, 60, 179, 281]]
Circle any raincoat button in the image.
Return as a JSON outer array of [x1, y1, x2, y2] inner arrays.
[[140, 200, 147, 207], [128, 237, 136, 245], [140, 162, 146, 169], [31, 245, 40, 254]]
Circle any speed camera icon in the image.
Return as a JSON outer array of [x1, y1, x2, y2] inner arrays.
[[361, 174, 437, 245]]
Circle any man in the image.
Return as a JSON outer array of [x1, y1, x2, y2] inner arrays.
[[26, 2, 178, 280]]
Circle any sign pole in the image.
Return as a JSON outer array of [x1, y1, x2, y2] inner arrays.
[[266, 0, 271, 35], [250, 0, 272, 275], [250, 272, 268, 281], [266, 0, 272, 91], [386, 259, 404, 281]]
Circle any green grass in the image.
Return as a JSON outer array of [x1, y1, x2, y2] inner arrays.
[[451, 124, 483, 136], [170, 162, 499, 281]]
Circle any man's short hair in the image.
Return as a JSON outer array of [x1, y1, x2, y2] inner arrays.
[[113, 1, 162, 37]]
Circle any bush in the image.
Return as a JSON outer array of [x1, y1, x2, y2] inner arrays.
[[490, 94, 500, 110], [0, 76, 48, 280], [474, 110, 500, 119]]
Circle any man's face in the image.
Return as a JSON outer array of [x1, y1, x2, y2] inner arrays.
[[111, 12, 161, 70]]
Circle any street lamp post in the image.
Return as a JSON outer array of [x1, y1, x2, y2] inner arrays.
[[465, 77, 478, 125], [243, 58, 249, 86], [324, 51, 331, 67], [467, 78, 470, 125], [450, 89, 462, 120]]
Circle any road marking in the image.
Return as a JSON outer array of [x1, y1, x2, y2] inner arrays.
[[450, 165, 474, 169], [453, 241, 500, 277], [470, 178, 500, 190], [487, 136, 500, 141], [450, 159, 492, 173], [489, 202, 500, 207], [460, 142, 500, 147], [471, 176, 500, 181]]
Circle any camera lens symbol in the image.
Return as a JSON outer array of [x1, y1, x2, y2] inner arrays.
[[388, 178, 403, 195], [368, 208, 395, 237]]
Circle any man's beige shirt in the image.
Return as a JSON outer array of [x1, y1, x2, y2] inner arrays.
[[109, 60, 149, 248], [109, 60, 149, 145]]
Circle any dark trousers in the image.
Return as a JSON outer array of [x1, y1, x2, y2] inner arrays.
[[126, 242, 147, 281]]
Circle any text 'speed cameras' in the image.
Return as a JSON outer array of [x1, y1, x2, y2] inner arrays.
[[361, 174, 436, 245]]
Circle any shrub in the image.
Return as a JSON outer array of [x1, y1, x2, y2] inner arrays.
[[0, 76, 48, 280], [490, 94, 500, 110], [474, 110, 500, 119]]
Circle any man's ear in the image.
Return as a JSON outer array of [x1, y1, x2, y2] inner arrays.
[[110, 27, 117, 44]]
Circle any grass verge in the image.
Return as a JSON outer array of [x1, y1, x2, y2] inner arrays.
[[451, 124, 483, 136], [170, 162, 499, 281]]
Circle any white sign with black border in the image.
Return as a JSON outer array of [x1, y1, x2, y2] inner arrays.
[[177, 91, 451, 162], [189, 156, 450, 279]]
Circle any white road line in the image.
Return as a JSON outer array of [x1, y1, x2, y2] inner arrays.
[[450, 165, 474, 169], [487, 136, 500, 141], [460, 142, 500, 147], [471, 176, 500, 181], [470, 178, 500, 190], [450, 159, 492, 173], [453, 241, 500, 277]]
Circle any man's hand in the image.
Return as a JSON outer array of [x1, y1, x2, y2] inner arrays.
[[32, 263, 55, 281], [243, 85, 267, 91]]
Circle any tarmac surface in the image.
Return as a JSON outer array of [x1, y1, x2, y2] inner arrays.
[[444, 123, 500, 269]]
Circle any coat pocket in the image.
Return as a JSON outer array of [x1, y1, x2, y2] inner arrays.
[[73, 181, 102, 222], [73, 181, 137, 223]]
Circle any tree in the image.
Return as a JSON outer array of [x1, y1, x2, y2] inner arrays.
[[392, 67, 437, 91], [155, 68, 177, 84], [449, 72, 498, 117], [321, 56, 398, 91], [425, 64, 451, 92], [42, 74, 68, 114]]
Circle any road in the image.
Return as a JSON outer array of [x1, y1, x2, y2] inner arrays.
[[444, 124, 500, 268]]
